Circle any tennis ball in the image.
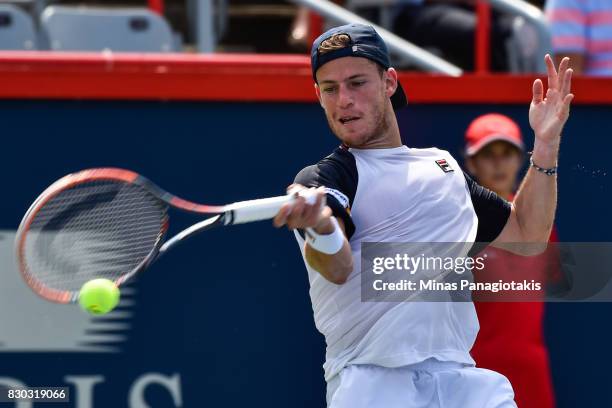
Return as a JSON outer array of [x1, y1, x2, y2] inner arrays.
[[78, 279, 120, 315]]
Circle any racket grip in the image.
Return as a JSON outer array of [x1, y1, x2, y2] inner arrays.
[[227, 195, 294, 224], [227, 190, 318, 224]]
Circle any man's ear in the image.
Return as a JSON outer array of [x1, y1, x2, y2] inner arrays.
[[314, 83, 324, 108], [385, 68, 399, 98]]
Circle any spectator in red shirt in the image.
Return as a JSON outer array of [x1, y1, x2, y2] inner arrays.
[[465, 113, 557, 408]]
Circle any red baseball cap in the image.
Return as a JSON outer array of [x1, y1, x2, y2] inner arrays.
[[465, 113, 524, 156]]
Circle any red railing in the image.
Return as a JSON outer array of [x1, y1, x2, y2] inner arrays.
[[0, 52, 609, 103]]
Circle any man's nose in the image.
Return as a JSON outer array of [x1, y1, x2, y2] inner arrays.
[[337, 85, 354, 109]]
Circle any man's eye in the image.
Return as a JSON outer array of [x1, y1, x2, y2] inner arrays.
[[352, 81, 365, 87], [323, 87, 336, 94]]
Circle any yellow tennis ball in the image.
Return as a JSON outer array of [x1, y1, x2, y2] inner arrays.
[[78, 279, 120, 315]]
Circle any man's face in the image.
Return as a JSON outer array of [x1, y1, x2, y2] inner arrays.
[[468, 141, 523, 195], [315, 57, 395, 148]]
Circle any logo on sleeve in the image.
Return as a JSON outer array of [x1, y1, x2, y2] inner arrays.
[[435, 159, 454, 173], [325, 187, 350, 208]]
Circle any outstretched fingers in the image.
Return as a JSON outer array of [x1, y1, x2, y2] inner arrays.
[[545, 54, 559, 90], [557, 57, 569, 91]]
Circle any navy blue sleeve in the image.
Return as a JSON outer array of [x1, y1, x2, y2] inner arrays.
[[464, 171, 512, 243], [294, 148, 358, 240]]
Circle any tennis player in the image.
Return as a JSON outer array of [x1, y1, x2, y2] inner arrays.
[[273, 23, 573, 407]]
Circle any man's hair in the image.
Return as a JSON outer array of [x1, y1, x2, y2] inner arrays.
[[317, 33, 385, 77], [318, 33, 352, 55]]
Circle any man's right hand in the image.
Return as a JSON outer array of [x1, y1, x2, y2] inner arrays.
[[273, 184, 334, 234], [274, 184, 353, 284]]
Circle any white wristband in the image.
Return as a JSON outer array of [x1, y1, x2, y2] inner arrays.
[[305, 217, 345, 255]]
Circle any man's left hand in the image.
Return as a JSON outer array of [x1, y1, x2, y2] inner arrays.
[[529, 54, 574, 148]]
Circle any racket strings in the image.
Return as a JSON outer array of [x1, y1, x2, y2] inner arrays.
[[22, 180, 167, 294]]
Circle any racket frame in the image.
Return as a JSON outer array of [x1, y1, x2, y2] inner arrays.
[[16, 168, 226, 303], [15, 168, 299, 303]]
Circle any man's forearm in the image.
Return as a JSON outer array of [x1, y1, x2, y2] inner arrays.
[[491, 55, 571, 250], [305, 240, 353, 284], [304, 216, 353, 284], [513, 140, 559, 242]]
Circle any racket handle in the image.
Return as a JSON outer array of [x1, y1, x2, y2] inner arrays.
[[227, 195, 293, 224], [227, 189, 318, 225]]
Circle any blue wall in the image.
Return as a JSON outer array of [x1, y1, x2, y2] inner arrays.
[[1, 100, 610, 407]]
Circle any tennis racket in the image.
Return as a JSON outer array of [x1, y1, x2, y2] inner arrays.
[[15, 168, 313, 303]]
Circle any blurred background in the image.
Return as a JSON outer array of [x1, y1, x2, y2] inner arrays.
[[0, 0, 611, 407]]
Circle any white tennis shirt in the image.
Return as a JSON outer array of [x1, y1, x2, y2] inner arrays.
[[294, 145, 511, 382]]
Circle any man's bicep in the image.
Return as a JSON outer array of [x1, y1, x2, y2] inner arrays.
[[491, 206, 551, 256], [464, 173, 538, 253], [490, 204, 523, 245], [323, 192, 354, 239]]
